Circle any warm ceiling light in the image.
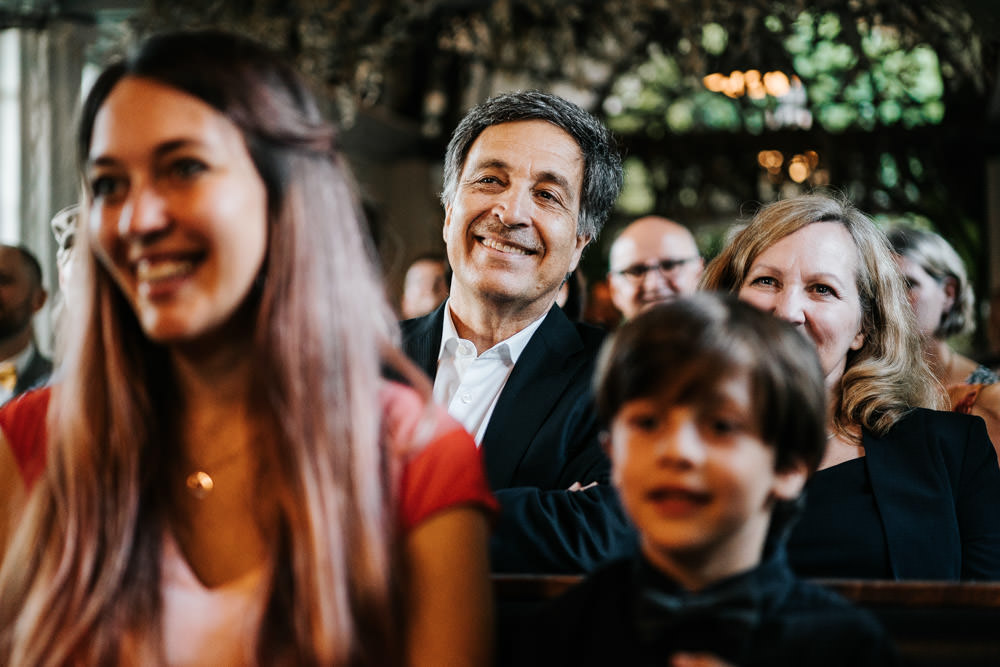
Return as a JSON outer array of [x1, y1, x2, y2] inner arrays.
[[763, 71, 791, 97], [788, 154, 811, 183], [757, 149, 784, 170], [704, 69, 795, 99], [703, 73, 726, 92]]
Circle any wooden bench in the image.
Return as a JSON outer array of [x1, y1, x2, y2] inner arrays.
[[494, 575, 1000, 666]]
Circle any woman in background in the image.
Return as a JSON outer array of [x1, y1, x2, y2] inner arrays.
[[701, 192, 1000, 581], [887, 225, 997, 385], [887, 225, 1000, 455], [0, 30, 494, 666]]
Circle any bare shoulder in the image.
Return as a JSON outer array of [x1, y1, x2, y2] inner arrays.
[[959, 385, 1000, 461], [971, 384, 1000, 420]]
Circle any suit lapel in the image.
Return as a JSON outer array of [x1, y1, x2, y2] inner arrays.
[[400, 303, 446, 380], [863, 414, 961, 579], [480, 307, 583, 488]]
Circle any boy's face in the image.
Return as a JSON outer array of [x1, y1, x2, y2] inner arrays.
[[607, 371, 808, 587]]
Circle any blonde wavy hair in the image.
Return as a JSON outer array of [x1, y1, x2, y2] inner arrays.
[[701, 192, 944, 438]]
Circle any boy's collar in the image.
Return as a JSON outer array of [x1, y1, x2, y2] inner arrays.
[[630, 541, 796, 650]]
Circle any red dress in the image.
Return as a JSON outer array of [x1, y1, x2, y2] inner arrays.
[[0, 383, 497, 663], [0, 382, 498, 530]]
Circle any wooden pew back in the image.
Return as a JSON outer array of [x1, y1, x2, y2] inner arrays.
[[494, 575, 1000, 666]]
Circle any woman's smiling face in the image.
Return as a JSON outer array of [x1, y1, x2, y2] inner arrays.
[[86, 76, 268, 345], [737, 222, 866, 392]]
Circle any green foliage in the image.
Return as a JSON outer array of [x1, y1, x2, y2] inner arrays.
[[605, 10, 947, 137]]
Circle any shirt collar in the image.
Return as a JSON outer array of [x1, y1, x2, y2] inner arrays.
[[5, 341, 35, 376], [438, 298, 547, 365]]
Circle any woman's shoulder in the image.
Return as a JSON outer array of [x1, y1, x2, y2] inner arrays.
[[887, 406, 984, 437], [0, 386, 52, 487], [380, 380, 465, 450], [875, 407, 997, 480], [948, 383, 984, 415], [964, 382, 1000, 419], [0, 387, 50, 545], [382, 381, 497, 531], [0, 385, 52, 425]]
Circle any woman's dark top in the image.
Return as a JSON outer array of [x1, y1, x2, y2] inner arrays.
[[788, 458, 892, 579], [506, 547, 895, 667], [786, 408, 1000, 580]]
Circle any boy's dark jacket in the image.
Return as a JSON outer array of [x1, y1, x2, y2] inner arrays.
[[504, 543, 896, 667]]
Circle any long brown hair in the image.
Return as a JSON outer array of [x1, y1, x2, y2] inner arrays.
[[0, 30, 413, 665], [701, 192, 943, 438]]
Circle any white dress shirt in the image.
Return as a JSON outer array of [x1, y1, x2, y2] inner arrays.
[[433, 300, 546, 445]]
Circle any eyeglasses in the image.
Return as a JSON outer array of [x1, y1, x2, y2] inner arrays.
[[612, 257, 699, 283]]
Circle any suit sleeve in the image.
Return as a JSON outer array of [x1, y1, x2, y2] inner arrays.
[[954, 414, 1000, 579], [488, 394, 636, 574]]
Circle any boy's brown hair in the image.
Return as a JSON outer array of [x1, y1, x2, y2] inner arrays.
[[594, 292, 827, 474]]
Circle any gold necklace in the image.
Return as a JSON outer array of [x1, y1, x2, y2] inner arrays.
[[182, 448, 245, 500], [185, 471, 216, 499]]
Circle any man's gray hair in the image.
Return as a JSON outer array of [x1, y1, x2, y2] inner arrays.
[[440, 90, 623, 239]]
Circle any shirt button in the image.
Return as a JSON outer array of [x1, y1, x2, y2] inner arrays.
[[460, 392, 473, 404]]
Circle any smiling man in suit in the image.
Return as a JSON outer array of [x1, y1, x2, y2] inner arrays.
[[401, 90, 633, 573]]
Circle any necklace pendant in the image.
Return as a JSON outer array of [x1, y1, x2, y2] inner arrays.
[[186, 471, 214, 499]]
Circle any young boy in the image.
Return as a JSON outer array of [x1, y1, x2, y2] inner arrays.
[[512, 293, 895, 667]]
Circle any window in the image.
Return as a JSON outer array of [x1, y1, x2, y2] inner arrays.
[[0, 30, 20, 241]]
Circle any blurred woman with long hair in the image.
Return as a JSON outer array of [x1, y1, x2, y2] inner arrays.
[[0, 30, 495, 666]]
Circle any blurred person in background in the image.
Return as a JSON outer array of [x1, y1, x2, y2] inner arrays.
[[0, 244, 51, 404], [607, 216, 702, 321], [888, 225, 1000, 456], [400, 252, 450, 320], [556, 269, 587, 322]]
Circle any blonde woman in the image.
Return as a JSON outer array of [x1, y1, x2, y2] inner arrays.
[[702, 192, 1000, 580], [0, 31, 495, 665]]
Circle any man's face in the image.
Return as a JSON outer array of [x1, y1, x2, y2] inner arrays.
[[608, 219, 703, 320], [0, 248, 44, 340], [443, 120, 589, 318]]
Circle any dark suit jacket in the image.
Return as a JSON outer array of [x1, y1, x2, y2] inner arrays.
[[15, 346, 52, 396], [507, 549, 895, 667], [401, 302, 635, 573], [862, 408, 1000, 580], [788, 407, 1000, 580]]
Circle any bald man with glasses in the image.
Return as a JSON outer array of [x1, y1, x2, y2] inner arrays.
[[607, 216, 703, 320]]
